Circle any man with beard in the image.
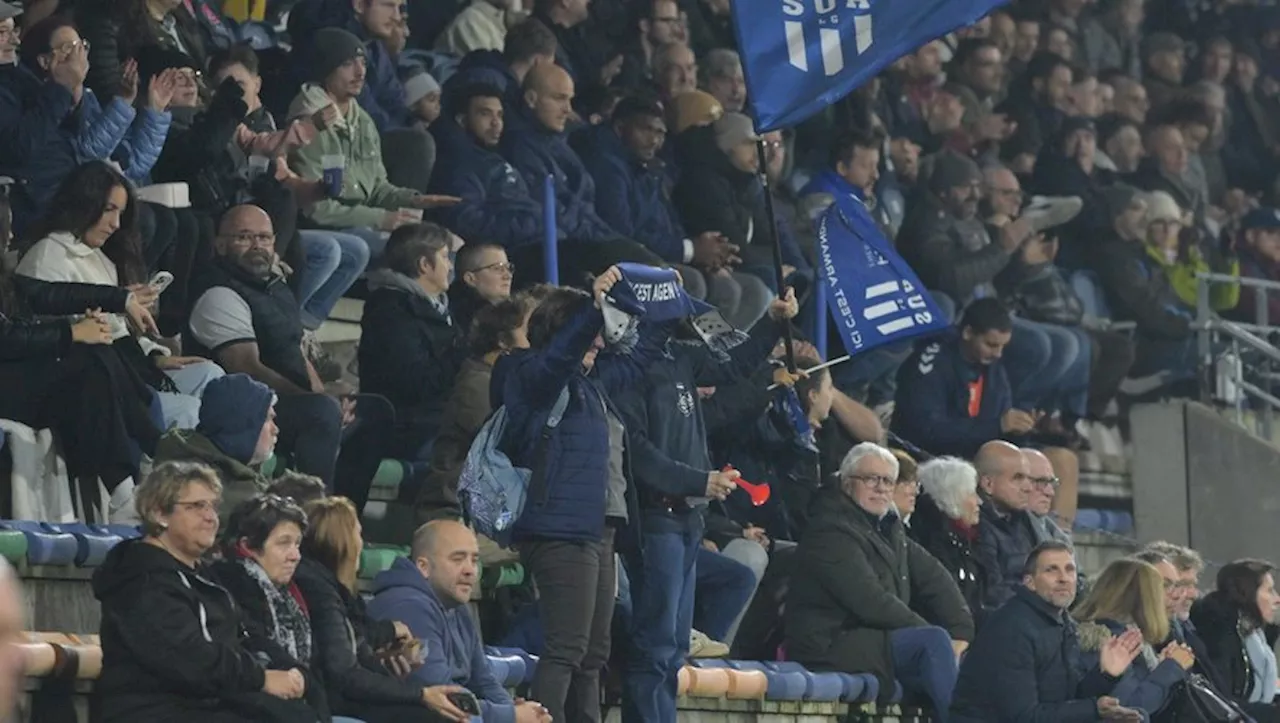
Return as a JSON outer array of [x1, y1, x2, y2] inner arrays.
[[952, 541, 1146, 722], [186, 204, 393, 513]]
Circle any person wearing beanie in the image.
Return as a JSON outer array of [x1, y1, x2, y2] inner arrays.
[[1142, 32, 1186, 112], [153, 373, 280, 518], [674, 111, 810, 298], [288, 27, 459, 260], [403, 67, 441, 131], [435, 0, 513, 56]]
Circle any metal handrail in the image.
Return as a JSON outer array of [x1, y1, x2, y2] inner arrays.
[[1196, 273, 1280, 439]]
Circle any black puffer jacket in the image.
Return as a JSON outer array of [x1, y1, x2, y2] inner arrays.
[[91, 539, 317, 723], [1190, 591, 1280, 706], [908, 493, 989, 628], [0, 276, 131, 360], [292, 558, 424, 715]]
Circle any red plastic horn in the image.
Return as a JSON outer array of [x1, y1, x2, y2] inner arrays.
[[724, 466, 771, 506]]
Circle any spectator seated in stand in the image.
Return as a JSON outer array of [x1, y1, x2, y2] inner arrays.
[[786, 442, 974, 718], [357, 223, 467, 463], [418, 291, 544, 524], [16, 161, 225, 433], [286, 28, 458, 260], [92, 462, 317, 723], [952, 541, 1145, 722], [367, 520, 553, 723], [974, 440, 1040, 613], [186, 204, 392, 511], [1233, 207, 1280, 327], [1190, 559, 1280, 719], [154, 372, 280, 518], [1022, 448, 1072, 544], [448, 242, 514, 336], [908, 456, 989, 629], [574, 93, 770, 327], [209, 493, 332, 721], [1, 15, 171, 238], [674, 111, 810, 296]]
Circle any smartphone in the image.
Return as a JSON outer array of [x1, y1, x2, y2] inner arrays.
[[149, 271, 174, 294], [447, 690, 482, 716]]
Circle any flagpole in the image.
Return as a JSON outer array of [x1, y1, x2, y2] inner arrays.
[[755, 140, 797, 374]]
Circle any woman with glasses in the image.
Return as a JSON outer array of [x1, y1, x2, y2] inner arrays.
[[787, 442, 973, 722], [93, 462, 318, 723]]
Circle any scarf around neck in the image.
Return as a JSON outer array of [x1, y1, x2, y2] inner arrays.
[[599, 262, 747, 357], [237, 548, 312, 664]]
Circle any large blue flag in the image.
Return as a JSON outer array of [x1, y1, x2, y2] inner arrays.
[[732, 0, 1008, 131], [816, 194, 948, 355]]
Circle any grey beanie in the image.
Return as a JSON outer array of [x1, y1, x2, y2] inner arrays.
[[1101, 184, 1142, 220], [312, 28, 366, 84], [927, 151, 982, 193]]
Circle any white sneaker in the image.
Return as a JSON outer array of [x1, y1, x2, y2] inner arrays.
[[108, 478, 141, 526], [1022, 195, 1083, 233], [689, 629, 730, 658]]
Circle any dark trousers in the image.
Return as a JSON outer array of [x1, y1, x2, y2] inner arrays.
[[521, 526, 616, 723], [622, 512, 702, 723], [145, 205, 216, 337], [509, 239, 663, 291], [273, 393, 394, 511], [692, 545, 756, 642], [1083, 328, 1135, 417], [891, 626, 958, 723]]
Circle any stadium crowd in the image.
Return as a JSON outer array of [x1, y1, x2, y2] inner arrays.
[[0, 0, 1276, 720]]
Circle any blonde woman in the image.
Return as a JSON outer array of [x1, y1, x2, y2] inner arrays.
[[293, 496, 471, 723], [1074, 557, 1196, 715]]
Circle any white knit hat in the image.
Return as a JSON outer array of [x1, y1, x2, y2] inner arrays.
[[404, 69, 441, 106]]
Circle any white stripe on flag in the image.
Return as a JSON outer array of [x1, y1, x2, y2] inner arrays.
[[864, 300, 900, 320], [865, 280, 900, 299], [785, 22, 808, 71], [820, 28, 844, 76], [877, 316, 917, 335], [855, 14, 874, 53]]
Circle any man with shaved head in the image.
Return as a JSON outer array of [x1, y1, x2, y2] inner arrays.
[[368, 521, 552, 722], [187, 205, 392, 510], [974, 440, 1041, 614], [1022, 448, 1071, 544]]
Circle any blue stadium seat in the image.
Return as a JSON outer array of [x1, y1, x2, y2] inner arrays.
[[759, 662, 846, 702], [689, 659, 733, 669], [56, 524, 124, 566], [485, 653, 526, 688], [486, 646, 538, 683], [104, 524, 142, 540], [1, 521, 77, 566]]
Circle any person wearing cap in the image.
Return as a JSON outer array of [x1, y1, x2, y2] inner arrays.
[[674, 111, 810, 295], [403, 67, 442, 132], [288, 27, 459, 260], [1235, 207, 1280, 327], [575, 93, 774, 328], [435, 0, 515, 56], [1142, 32, 1186, 112], [154, 373, 280, 519]]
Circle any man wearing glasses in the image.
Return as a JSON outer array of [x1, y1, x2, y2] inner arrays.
[[1023, 448, 1070, 544], [786, 442, 973, 721], [0, 3, 19, 66]]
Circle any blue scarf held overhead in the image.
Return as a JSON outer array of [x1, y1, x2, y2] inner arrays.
[[600, 263, 748, 356]]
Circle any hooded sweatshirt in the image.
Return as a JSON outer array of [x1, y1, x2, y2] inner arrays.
[[366, 557, 514, 723], [92, 539, 271, 722]]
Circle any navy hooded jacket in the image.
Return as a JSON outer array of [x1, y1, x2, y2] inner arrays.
[[574, 124, 688, 263], [491, 300, 655, 542], [429, 120, 550, 250], [196, 373, 275, 465], [500, 106, 618, 243], [891, 333, 1012, 458], [366, 557, 514, 723]]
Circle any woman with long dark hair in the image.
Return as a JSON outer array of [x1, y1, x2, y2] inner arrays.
[[1191, 559, 1280, 719], [0, 175, 162, 518], [17, 161, 226, 433]]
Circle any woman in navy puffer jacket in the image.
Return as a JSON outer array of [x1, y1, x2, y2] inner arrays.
[[490, 266, 660, 723]]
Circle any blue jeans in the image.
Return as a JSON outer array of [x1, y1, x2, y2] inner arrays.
[[891, 626, 958, 723], [622, 512, 702, 723], [340, 226, 391, 259], [693, 544, 757, 643], [296, 230, 371, 330], [156, 359, 226, 430], [1003, 317, 1090, 418]]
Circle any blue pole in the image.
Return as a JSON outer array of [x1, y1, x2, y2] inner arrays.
[[813, 273, 828, 360], [542, 173, 559, 285]]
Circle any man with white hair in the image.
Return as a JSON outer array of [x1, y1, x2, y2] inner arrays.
[[1023, 448, 1071, 544], [787, 442, 973, 718]]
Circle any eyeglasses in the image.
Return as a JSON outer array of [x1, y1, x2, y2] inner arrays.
[[472, 261, 515, 275], [1031, 476, 1060, 489], [849, 474, 895, 490], [174, 499, 220, 515], [222, 231, 276, 248]]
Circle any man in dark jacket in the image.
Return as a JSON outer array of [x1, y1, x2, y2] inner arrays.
[[433, 81, 660, 288], [952, 541, 1145, 722], [367, 521, 552, 723], [1134, 548, 1232, 696], [614, 286, 798, 723], [785, 442, 974, 716], [892, 299, 1035, 458], [358, 223, 466, 462], [974, 440, 1039, 612]]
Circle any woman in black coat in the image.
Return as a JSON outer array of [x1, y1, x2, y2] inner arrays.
[[294, 496, 471, 723], [908, 456, 989, 627], [92, 462, 316, 723], [211, 494, 331, 722], [1190, 559, 1280, 722]]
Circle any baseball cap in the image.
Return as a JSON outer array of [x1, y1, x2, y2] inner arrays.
[[0, 3, 20, 21], [713, 112, 761, 152], [1241, 207, 1280, 232]]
